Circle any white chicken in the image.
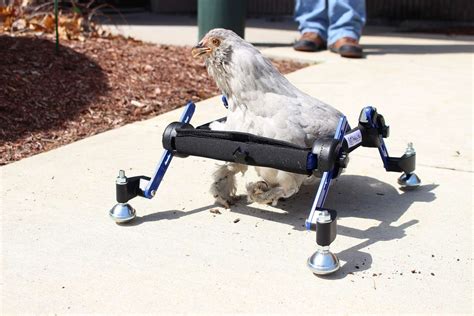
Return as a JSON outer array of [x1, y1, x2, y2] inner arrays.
[[192, 28, 342, 207]]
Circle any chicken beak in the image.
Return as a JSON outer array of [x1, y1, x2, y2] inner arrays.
[[192, 42, 212, 58]]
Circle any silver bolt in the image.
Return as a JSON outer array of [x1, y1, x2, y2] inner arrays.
[[317, 210, 331, 223], [151, 190, 156, 197], [405, 142, 415, 156], [116, 169, 127, 184]]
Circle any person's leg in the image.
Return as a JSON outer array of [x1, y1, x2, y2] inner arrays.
[[295, 0, 329, 40], [293, 0, 329, 52], [327, 0, 365, 57], [327, 0, 366, 44]]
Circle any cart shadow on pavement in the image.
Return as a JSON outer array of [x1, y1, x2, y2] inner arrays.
[[122, 204, 216, 226], [231, 175, 436, 278], [227, 175, 437, 232], [122, 174, 437, 278]]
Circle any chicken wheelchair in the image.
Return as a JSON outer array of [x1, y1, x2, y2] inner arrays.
[[109, 98, 420, 276]]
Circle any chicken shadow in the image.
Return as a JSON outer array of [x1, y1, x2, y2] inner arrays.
[[0, 36, 108, 143]]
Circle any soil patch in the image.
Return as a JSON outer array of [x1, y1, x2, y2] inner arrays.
[[0, 34, 308, 165]]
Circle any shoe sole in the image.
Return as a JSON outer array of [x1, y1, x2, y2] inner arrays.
[[294, 40, 327, 52], [329, 46, 363, 58]]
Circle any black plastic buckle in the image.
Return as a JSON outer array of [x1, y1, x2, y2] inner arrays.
[[116, 176, 150, 203]]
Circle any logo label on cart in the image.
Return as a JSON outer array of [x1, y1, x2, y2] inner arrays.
[[344, 130, 362, 148]]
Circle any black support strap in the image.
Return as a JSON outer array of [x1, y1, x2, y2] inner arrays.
[[163, 123, 316, 175]]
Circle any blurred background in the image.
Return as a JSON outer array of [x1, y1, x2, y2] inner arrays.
[[2, 0, 473, 31], [110, 0, 473, 31]]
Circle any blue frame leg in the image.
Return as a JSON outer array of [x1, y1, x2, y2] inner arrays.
[[306, 115, 348, 275], [143, 102, 196, 198], [110, 102, 196, 223], [306, 115, 348, 230]]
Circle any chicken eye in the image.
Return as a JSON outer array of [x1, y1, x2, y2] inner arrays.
[[212, 38, 221, 46]]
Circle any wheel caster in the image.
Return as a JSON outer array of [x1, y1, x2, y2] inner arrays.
[[109, 203, 136, 223], [398, 172, 421, 189], [307, 246, 340, 275]]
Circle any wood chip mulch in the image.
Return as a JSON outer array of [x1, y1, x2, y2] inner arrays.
[[0, 34, 308, 165]]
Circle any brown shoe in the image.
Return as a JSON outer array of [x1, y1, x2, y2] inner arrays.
[[293, 32, 327, 52], [329, 37, 363, 58]]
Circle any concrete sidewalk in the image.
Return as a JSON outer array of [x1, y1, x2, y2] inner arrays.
[[2, 17, 473, 314]]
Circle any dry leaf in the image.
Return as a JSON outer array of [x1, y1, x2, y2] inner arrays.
[[3, 15, 13, 30], [0, 6, 14, 16], [58, 25, 68, 40], [42, 14, 54, 32]]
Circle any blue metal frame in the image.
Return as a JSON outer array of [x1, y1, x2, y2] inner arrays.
[[140, 102, 389, 223], [221, 95, 229, 108], [143, 95, 227, 199], [305, 106, 402, 229], [143, 102, 196, 198], [305, 115, 348, 230], [363, 106, 390, 169]]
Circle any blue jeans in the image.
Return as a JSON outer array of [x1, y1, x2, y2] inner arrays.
[[295, 0, 366, 45]]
